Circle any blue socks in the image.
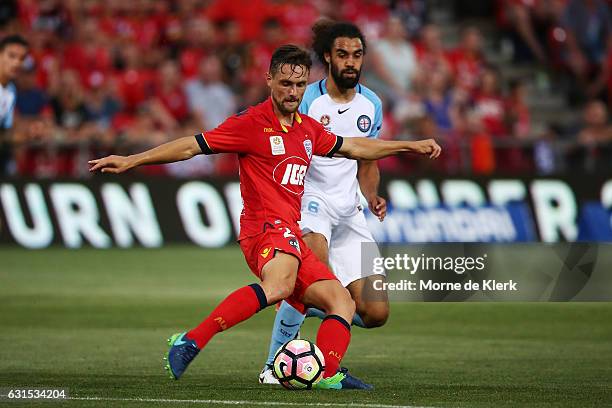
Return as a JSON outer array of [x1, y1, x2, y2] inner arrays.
[[264, 302, 369, 366], [350, 312, 366, 328], [265, 301, 305, 366]]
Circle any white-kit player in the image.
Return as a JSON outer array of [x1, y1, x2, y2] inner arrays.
[[259, 20, 389, 384]]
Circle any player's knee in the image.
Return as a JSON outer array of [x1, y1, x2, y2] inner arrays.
[[303, 232, 327, 247], [267, 279, 296, 304], [329, 287, 355, 320], [302, 232, 329, 264], [261, 271, 296, 303], [359, 305, 389, 328]]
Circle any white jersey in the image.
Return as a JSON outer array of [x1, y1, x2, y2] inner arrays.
[[300, 79, 383, 215]]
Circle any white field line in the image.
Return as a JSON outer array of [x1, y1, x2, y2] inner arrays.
[[68, 396, 438, 408]]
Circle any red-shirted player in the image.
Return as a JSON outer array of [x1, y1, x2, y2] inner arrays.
[[89, 45, 440, 389]]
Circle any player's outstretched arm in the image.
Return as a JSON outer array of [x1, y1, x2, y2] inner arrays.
[[336, 137, 441, 160], [88, 136, 202, 173]]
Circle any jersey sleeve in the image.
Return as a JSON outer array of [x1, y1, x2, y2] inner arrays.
[[311, 120, 343, 158], [195, 112, 252, 155]]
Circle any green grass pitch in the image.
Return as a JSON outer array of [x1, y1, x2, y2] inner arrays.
[[1, 246, 611, 407]]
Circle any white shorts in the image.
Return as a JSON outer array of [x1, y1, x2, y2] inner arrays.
[[299, 195, 382, 287]]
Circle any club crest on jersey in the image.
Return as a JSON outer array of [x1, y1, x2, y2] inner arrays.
[[289, 238, 301, 253], [357, 115, 371, 133], [320, 114, 331, 127], [269, 135, 285, 155], [303, 140, 312, 159]]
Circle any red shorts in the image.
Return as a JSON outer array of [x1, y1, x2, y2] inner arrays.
[[239, 223, 337, 313]]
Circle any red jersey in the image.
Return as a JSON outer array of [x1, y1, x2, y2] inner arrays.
[[473, 93, 507, 137], [196, 98, 343, 240]]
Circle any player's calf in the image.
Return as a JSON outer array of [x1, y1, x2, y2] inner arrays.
[[303, 280, 356, 377], [348, 275, 389, 328], [166, 283, 270, 379], [304, 280, 355, 323], [302, 232, 329, 265]]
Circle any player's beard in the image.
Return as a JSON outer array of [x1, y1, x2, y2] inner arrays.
[[273, 94, 300, 115], [331, 63, 361, 90]]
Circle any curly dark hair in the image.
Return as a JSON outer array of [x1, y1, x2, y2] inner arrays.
[[311, 19, 367, 69], [269, 44, 312, 76]]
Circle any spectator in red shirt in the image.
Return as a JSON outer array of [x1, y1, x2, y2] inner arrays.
[[205, 0, 275, 42], [179, 17, 215, 79], [505, 79, 531, 139], [472, 66, 507, 138], [414, 24, 453, 89], [341, 0, 390, 40], [448, 26, 487, 94], [154, 60, 189, 124], [113, 43, 156, 113], [98, 1, 160, 49], [251, 19, 286, 75], [276, 0, 319, 44], [62, 17, 112, 88]]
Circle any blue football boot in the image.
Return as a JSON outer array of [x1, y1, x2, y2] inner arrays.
[[164, 332, 200, 380]]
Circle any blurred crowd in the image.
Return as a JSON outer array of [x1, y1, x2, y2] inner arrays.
[[0, 0, 611, 178]]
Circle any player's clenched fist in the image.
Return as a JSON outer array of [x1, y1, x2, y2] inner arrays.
[[88, 155, 135, 174], [413, 139, 441, 159]]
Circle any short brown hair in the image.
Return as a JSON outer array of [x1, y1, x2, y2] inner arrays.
[[269, 44, 312, 76]]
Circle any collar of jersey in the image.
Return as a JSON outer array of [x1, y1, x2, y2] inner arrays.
[[264, 97, 302, 133]]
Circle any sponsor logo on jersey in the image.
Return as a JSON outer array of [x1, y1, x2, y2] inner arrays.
[[270, 136, 285, 155], [303, 140, 312, 160], [272, 156, 309, 195], [281, 227, 295, 238], [338, 107, 350, 114], [320, 114, 331, 127], [263, 127, 274, 133], [260, 246, 272, 258], [357, 114, 371, 133]]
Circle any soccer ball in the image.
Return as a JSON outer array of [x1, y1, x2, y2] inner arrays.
[[272, 339, 325, 390]]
